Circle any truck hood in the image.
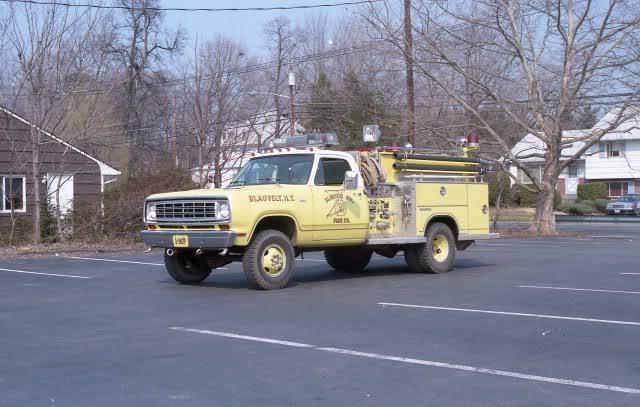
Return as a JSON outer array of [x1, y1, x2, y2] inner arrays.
[[146, 188, 229, 201], [145, 184, 290, 201]]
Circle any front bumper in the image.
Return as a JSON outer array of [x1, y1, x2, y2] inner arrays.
[[140, 230, 236, 249], [607, 208, 636, 215]]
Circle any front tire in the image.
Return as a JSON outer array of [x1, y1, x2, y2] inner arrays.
[[242, 230, 295, 290], [324, 247, 373, 272], [164, 252, 212, 284], [404, 222, 456, 274]]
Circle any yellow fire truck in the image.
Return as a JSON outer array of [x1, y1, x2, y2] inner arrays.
[[141, 128, 498, 289]]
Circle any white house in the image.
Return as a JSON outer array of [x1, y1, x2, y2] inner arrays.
[[510, 109, 640, 198], [191, 111, 305, 188]]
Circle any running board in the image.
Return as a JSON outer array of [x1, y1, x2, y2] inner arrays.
[[367, 233, 500, 245], [366, 237, 426, 245], [458, 233, 500, 241]]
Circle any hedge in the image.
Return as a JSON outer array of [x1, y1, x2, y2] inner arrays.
[[593, 199, 610, 213], [510, 184, 562, 208], [577, 182, 608, 201], [557, 203, 596, 215]]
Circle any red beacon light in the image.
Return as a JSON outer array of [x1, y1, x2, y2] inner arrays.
[[466, 131, 479, 148]]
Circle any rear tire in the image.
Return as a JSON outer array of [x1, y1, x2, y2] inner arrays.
[[164, 252, 212, 284], [405, 222, 456, 274], [324, 247, 373, 272], [242, 230, 295, 290]]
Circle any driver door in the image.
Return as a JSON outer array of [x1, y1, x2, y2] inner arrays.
[[311, 157, 369, 243]]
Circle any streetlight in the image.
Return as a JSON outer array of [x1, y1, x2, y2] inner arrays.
[[248, 91, 290, 99], [248, 76, 296, 137]]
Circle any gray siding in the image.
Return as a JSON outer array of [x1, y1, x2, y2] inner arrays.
[[0, 110, 102, 233]]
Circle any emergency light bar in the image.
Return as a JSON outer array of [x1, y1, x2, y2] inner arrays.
[[272, 133, 339, 148]]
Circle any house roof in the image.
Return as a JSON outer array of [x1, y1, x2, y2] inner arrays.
[[511, 130, 589, 162], [0, 106, 120, 176], [512, 107, 640, 162], [592, 107, 640, 141]]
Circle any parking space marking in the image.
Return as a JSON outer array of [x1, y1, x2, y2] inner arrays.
[[0, 267, 91, 279], [55, 255, 229, 269], [170, 326, 640, 395], [519, 285, 640, 295], [56, 255, 164, 266], [296, 258, 326, 262], [621, 273, 640, 276], [378, 303, 640, 327], [479, 242, 606, 248]]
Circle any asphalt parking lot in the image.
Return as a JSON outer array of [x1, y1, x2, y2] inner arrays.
[[1, 233, 639, 406]]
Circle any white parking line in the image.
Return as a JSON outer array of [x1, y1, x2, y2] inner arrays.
[[519, 285, 640, 295], [479, 242, 604, 248], [590, 235, 638, 239], [55, 254, 229, 269], [622, 273, 640, 276], [56, 254, 163, 266], [296, 258, 326, 262], [0, 267, 91, 279], [378, 302, 640, 327], [170, 326, 640, 395]]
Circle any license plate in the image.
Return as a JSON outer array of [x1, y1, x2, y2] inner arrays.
[[615, 210, 620, 213], [172, 235, 189, 247]]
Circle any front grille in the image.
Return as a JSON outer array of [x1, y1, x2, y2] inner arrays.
[[155, 200, 217, 223]]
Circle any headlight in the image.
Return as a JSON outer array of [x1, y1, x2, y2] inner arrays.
[[146, 202, 157, 222], [217, 202, 230, 220]]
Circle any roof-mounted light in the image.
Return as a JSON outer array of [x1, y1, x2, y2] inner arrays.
[[272, 133, 339, 148]]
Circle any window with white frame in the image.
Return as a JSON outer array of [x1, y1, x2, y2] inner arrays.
[[1, 176, 26, 213], [601, 141, 624, 157], [568, 163, 578, 178], [607, 181, 629, 197], [517, 165, 542, 184]]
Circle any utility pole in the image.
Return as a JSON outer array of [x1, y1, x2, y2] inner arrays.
[[404, 0, 416, 146], [288, 69, 296, 136]]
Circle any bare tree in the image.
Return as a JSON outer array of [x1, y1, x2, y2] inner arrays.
[[180, 36, 257, 188], [263, 17, 298, 138], [366, 0, 640, 234], [3, 3, 117, 244], [106, 0, 183, 174]]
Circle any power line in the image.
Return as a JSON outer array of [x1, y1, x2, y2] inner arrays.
[[0, 0, 380, 12]]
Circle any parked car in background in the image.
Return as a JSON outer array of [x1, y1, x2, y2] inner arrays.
[[605, 194, 640, 215]]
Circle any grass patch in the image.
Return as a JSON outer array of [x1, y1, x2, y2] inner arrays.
[[490, 207, 535, 223]]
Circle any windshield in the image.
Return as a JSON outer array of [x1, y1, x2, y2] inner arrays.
[[620, 194, 640, 202], [228, 154, 314, 186]]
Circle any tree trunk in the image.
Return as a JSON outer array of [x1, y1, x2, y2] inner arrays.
[[31, 138, 41, 246], [529, 181, 556, 235], [213, 126, 222, 188], [492, 178, 504, 231], [197, 138, 204, 188]]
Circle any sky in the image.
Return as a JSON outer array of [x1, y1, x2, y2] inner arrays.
[[161, 0, 351, 53]]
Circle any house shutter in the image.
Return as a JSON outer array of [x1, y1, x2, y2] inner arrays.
[[599, 142, 606, 158]]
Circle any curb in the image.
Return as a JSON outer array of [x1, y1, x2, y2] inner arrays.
[[556, 215, 640, 223]]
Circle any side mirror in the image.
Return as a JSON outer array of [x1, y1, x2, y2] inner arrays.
[[344, 171, 359, 190]]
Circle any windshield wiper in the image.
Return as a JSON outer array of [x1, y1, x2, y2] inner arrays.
[[258, 177, 281, 185], [228, 180, 245, 187]]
